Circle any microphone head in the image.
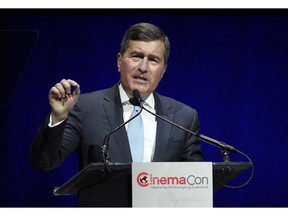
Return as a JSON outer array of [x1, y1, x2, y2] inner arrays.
[[129, 89, 142, 106], [132, 90, 141, 101]]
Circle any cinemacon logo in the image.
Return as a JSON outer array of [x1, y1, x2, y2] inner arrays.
[[136, 172, 209, 187]]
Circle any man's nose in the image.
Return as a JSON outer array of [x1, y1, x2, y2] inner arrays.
[[138, 58, 148, 73]]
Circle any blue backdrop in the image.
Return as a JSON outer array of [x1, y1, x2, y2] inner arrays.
[[1, 9, 288, 207]]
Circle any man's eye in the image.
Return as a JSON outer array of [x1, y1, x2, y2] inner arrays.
[[150, 58, 159, 63], [132, 55, 141, 59], [131, 53, 142, 57]]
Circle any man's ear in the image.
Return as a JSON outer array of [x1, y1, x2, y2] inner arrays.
[[117, 53, 122, 72], [161, 65, 167, 78]]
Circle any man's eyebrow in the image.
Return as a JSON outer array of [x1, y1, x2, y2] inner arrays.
[[129, 51, 161, 61], [130, 51, 142, 54], [148, 54, 161, 61]]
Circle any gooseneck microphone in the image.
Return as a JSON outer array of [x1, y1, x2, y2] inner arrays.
[[130, 90, 242, 161], [131, 90, 254, 189], [130, 90, 237, 150], [101, 91, 143, 164]]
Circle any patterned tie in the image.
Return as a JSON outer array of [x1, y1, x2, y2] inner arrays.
[[127, 106, 144, 162]]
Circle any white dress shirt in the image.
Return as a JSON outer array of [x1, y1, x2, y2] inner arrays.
[[119, 84, 157, 162]]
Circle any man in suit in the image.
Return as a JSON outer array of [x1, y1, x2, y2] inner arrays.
[[30, 22, 204, 171]]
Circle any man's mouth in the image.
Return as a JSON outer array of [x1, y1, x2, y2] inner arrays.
[[133, 75, 147, 82]]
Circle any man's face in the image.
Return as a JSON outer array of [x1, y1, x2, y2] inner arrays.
[[117, 40, 167, 99]]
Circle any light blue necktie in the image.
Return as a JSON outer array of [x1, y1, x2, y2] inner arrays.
[[127, 106, 144, 162]]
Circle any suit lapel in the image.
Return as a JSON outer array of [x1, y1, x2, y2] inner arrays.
[[102, 84, 132, 162], [101, 86, 174, 162], [153, 93, 173, 161]]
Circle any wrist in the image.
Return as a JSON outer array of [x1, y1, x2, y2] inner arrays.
[[51, 112, 68, 125]]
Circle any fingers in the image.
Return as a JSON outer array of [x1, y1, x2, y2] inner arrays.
[[50, 79, 80, 99]]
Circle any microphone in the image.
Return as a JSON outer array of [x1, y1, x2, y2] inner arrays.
[[131, 90, 254, 189], [130, 90, 239, 162], [101, 90, 143, 164], [130, 89, 143, 107]]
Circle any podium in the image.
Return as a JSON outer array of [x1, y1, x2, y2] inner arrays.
[[53, 162, 252, 207]]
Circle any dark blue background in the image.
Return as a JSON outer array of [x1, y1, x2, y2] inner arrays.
[[1, 9, 287, 207]]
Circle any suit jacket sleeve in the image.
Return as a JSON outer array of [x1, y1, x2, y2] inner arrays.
[[29, 107, 81, 171], [29, 115, 65, 171]]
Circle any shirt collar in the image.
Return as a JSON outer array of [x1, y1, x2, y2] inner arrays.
[[119, 83, 155, 109]]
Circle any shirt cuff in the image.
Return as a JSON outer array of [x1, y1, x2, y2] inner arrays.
[[48, 114, 67, 127]]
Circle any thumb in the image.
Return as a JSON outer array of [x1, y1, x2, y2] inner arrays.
[[73, 84, 81, 96], [72, 84, 81, 102]]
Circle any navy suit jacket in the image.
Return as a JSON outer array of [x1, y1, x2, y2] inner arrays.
[[30, 83, 204, 171]]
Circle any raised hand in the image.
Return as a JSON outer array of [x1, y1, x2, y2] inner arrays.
[[48, 79, 80, 124]]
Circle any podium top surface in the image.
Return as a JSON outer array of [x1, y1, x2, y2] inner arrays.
[[53, 161, 252, 195]]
